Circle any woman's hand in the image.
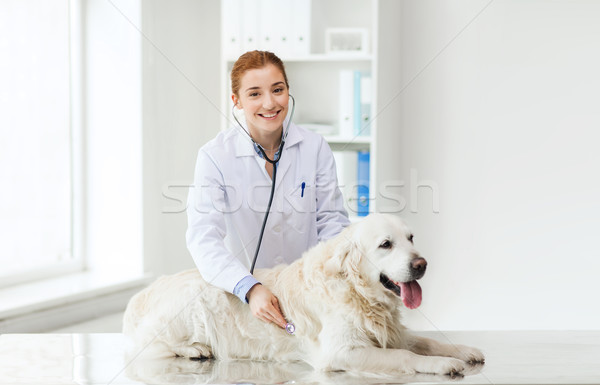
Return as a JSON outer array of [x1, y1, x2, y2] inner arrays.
[[246, 284, 286, 329]]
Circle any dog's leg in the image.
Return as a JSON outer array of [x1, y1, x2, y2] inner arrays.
[[405, 335, 485, 364], [172, 342, 213, 359], [317, 346, 467, 376]]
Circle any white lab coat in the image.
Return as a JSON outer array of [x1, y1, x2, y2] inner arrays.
[[186, 122, 350, 294]]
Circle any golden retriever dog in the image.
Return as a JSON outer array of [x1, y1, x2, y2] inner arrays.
[[123, 213, 484, 376]]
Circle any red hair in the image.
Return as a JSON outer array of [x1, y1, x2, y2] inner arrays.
[[230, 51, 289, 97]]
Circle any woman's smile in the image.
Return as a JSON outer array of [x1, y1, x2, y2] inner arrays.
[[258, 110, 281, 120]]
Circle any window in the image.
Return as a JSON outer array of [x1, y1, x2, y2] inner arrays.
[[0, 1, 82, 286]]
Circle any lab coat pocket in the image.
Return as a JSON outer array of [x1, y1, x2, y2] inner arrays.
[[284, 182, 316, 234]]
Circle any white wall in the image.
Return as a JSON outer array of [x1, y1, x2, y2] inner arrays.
[[388, 0, 600, 330], [141, 0, 221, 276]]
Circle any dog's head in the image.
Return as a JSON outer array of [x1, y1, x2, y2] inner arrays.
[[325, 213, 427, 309]]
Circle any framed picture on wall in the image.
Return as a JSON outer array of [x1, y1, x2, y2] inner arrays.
[[325, 28, 369, 55]]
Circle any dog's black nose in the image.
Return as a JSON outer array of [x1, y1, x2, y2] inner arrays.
[[410, 257, 427, 280]]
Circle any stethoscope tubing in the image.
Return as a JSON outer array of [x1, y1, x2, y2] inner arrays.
[[250, 160, 277, 274], [228, 95, 297, 333], [232, 95, 296, 274]]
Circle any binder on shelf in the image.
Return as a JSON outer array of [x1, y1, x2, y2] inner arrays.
[[225, 0, 311, 59], [258, 0, 276, 52], [357, 151, 370, 217], [353, 71, 362, 136], [338, 70, 354, 138], [339, 70, 372, 138], [360, 72, 372, 136], [353, 71, 372, 136], [291, 0, 311, 56], [275, 0, 292, 56], [222, 0, 242, 58], [241, 0, 260, 52], [259, 0, 292, 55], [333, 151, 358, 216]]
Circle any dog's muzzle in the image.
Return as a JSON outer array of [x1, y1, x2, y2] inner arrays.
[[379, 257, 427, 309]]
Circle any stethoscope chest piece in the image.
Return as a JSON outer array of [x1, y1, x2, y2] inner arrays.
[[285, 322, 296, 335]]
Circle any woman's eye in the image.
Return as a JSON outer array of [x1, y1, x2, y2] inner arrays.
[[273, 88, 283, 93], [249, 92, 259, 97], [379, 240, 392, 249]]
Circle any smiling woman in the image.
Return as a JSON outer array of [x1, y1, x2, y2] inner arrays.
[[186, 50, 351, 332]]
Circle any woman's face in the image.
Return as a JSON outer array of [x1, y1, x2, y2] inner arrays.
[[233, 64, 289, 142]]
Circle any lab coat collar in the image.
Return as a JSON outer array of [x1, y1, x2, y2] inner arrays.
[[233, 118, 304, 158], [231, 117, 303, 187]]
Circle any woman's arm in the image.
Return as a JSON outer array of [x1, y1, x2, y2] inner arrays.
[[186, 148, 252, 294]]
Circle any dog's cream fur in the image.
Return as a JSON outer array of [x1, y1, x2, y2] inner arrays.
[[123, 214, 484, 376]]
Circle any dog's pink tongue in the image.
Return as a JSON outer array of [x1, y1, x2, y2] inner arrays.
[[400, 281, 422, 309]]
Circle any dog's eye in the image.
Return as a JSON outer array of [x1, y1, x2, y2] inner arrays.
[[379, 240, 392, 249], [408, 234, 414, 243]]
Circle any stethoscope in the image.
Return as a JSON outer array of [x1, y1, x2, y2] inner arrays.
[[232, 94, 296, 335]]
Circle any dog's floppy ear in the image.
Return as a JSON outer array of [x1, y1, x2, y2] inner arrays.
[[324, 227, 362, 275]]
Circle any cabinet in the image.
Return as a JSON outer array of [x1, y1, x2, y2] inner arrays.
[[220, 0, 402, 219]]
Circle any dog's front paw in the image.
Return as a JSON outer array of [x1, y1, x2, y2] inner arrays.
[[416, 356, 466, 377], [451, 344, 485, 364], [436, 357, 467, 377]]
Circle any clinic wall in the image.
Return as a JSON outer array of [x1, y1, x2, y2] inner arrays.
[[142, 0, 221, 276], [392, 0, 600, 330]]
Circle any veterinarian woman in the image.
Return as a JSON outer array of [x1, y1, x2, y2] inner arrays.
[[186, 50, 350, 330]]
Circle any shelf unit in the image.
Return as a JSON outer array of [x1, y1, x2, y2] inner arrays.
[[220, 0, 401, 217]]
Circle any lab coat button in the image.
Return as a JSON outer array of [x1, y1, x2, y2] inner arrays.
[[273, 225, 281, 233], [275, 256, 284, 264]]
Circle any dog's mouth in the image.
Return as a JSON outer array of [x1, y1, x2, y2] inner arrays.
[[379, 274, 423, 309]]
